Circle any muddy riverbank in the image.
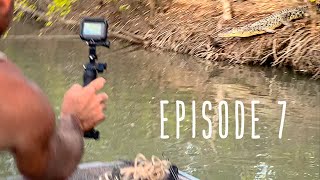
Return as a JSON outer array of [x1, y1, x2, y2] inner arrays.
[[15, 0, 320, 79]]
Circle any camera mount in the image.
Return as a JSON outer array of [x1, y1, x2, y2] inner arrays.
[[80, 18, 110, 140]]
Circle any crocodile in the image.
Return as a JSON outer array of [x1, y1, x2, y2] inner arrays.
[[218, 5, 309, 38]]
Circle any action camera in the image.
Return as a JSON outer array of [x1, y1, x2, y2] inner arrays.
[[80, 18, 108, 43], [79, 17, 110, 140]]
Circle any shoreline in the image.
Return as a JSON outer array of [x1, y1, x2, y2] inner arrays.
[[14, 0, 320, 79]]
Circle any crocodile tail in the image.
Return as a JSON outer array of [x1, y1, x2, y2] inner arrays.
[[218, 28, 242, 37], [218, 31, 232, 37]]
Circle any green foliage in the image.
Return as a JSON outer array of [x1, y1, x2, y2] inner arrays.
[[47, 0, 77, 17], [45, 0, 77, 26], [119, 4, 130, 11], [15, 0, 37, 10], [102, 0, 131, 12], [14, 0, 37, 21], [13, 11, 25, 22], [45, 21, 53, 27]]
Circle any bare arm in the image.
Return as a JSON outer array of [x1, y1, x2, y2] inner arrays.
[[46, 115, 84, 179], [14, 115, 84, 180], [0, 59, 107, 180], [12, 78, 106, 180], [0, 1, 107, 179]]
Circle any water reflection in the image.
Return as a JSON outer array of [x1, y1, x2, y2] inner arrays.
[[0, 37, 319, 179]]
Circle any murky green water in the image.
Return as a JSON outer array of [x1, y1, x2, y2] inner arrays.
[[0, 24, 319, 180]]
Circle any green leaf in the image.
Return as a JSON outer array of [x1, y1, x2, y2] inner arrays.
[[45, 21, 53, 27], [119, 4, 130, 11]]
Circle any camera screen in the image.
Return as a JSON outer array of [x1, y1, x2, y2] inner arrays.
[[83, 22, 105, 37]]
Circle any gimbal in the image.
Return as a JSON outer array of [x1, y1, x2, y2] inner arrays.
[[80, 18, 110, 140]]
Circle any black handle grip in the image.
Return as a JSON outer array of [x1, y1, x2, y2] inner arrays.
[[84, 129, 100, 140], [83, 66, 97, 86], [83, 64, 100, 140]]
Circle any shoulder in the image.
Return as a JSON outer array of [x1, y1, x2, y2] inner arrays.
[[0, 56, 55, 146]]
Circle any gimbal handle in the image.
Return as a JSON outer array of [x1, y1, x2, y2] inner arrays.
[[82, 39, 109, 140], [83, 62, 100, 140]]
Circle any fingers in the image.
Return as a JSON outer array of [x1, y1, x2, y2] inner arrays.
[[85, 77, 106, 92], [65, 78, 108, 131], [97, 95, 107, 122], [68, 83, 82, 91], [100, 103, 106, 111], [97, 112, 105, 122], [97, 92, 108, 103], [90, 93, 107, 128], [92, 106, 106, 128]]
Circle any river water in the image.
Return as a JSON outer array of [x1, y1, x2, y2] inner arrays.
[[0, 22, 319, 180]]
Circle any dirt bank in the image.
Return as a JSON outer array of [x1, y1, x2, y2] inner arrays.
[[16, 0, 320, 79]]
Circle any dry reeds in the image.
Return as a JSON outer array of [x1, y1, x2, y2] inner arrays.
[[54, 0, 320, 78]]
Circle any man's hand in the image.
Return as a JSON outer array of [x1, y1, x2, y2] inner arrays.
[[60, 77, 108, 131]]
